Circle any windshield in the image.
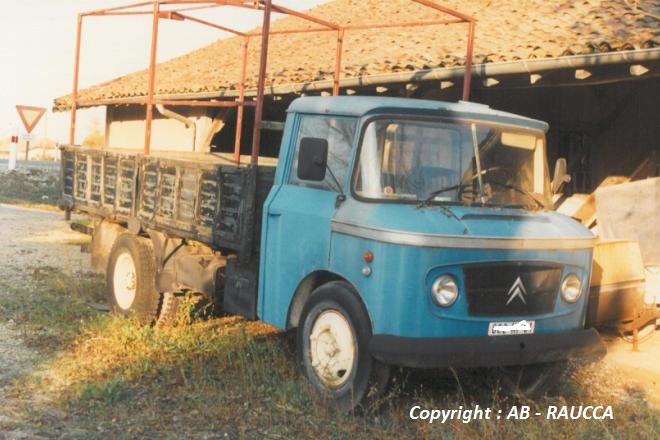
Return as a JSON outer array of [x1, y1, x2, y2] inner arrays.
[[353, 118, 551, 209]]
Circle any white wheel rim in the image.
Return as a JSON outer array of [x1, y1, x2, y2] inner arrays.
[[309, 309, 356, 389], [113, 251, 137, 310]]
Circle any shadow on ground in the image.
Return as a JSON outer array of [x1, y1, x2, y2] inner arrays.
[[1, 267, 658, 439]]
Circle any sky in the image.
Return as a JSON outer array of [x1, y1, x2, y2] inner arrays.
[[0, 0, 327, 144]]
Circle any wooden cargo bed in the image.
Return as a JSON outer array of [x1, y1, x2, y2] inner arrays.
[[60, 146, 276, 258]]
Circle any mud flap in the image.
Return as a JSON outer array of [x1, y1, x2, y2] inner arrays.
[[223, 259, 258, 320]]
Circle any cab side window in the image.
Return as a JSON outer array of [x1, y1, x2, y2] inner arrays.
[[289, 115, 357, 192]]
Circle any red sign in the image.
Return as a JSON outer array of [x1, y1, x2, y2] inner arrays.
[[16, 105, 46, 134]]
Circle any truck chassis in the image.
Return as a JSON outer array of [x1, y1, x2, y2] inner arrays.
[[61, 146, 274, 320]]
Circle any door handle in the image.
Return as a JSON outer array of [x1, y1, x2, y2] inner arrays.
[[268, 210, 282, 217]]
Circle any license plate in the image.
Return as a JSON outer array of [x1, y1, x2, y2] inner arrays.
[[488, 320, 535, 336]]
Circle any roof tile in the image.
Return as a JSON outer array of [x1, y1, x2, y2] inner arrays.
[[54, 0, 660, 109]]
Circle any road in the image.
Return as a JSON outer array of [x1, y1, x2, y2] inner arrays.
[[0, 160, 60, 172], [0, 204, 89, 439]]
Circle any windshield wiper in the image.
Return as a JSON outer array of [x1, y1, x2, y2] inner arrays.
[[417, 183, 473, 208], [485, 180, 546, 209]]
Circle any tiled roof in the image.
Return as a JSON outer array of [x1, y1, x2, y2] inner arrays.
[[54, 0, 659, 110]]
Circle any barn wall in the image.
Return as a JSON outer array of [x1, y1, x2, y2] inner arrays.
[[468, 77, 659, 193], [106, 105, 221, 152], [102, 75, 658, 192]]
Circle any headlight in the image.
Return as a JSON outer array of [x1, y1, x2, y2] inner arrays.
[[431, 275, 459, 307], [561, 273, 582, 303]]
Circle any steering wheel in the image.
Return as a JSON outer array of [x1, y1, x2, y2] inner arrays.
[[459, 167, 512, 203]]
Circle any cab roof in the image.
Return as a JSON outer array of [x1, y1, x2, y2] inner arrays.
[[287, 96, 549, 132]]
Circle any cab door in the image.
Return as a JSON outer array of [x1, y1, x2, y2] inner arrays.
[[259, 114, 357, 328]]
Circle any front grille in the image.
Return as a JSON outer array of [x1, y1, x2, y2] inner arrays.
[[464, 263, 561, 316]]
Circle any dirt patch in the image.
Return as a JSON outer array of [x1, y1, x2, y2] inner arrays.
[[0, 321, 40, 404], [0, 205, 658, 439], [0, 205, 91, 438], [0, 319, 45, 439], [601, 329, 660, 407], [0, 204, 89, 270]]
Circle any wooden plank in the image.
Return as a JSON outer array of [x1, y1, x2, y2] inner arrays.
[[568, 175, 628, 227], [62, 146, 276, 258]]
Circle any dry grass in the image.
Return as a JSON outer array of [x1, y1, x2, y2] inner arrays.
[[0, 268, 658, 439], [0, 169, 60, 207]]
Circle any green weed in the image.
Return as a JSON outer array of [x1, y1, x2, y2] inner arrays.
[[0, 170, 60, 206], [80, 377, 128, 406], [1, 266, 658, 439]]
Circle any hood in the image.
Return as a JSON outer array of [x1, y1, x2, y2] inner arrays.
[[333, 200, 594, 249]]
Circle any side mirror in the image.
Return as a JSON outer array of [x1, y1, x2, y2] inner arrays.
[[551, 157, 572, 194], [297, 137, 328, 181]]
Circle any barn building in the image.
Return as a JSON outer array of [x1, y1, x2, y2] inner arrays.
[[54, 0, 660, 193]]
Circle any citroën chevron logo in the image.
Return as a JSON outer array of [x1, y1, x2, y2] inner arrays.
[[505, 276, 528, 305]]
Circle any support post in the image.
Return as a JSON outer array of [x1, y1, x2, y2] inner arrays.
[[462, 20, 475, 101], [333, 29, 345, 96], [69, 14, 83, 145], [250, 0, 272, 166], [144, 1, 161, 156], [234, 36, 250, 165]]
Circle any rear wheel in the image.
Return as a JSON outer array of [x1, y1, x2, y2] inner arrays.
[[156, 291, 209, 326], [106, 233, 160, 324], [156, 291, 181, 326], [297, 282, 390, 411]]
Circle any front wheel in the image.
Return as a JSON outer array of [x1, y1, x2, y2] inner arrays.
[[297, 282, 389, 411]]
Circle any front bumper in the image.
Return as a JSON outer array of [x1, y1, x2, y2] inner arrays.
[[369, 328, 605, 369]]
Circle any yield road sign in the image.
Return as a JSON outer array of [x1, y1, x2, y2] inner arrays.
[[16, 105, 46, 133]]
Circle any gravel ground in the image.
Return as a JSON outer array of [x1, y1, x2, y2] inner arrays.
[[0, 204, 89, 439], [0, 204, 657, 438], [0, 320, 39, 408]]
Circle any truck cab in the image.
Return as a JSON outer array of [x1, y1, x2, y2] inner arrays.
[[259, 96, 604, 408]]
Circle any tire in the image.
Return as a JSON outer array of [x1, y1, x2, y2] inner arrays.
[[156, 291, 208, 326], [156, 291, 180, 326], [498, 361, 568, 398], [297, 281, 390, 411], [106, 233, 160, 324]]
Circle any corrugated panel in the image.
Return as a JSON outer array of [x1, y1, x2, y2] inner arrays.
[[90, 156, 103, 203], [178, 170, 198, 224], [62, 151, 75, 197], [216, 168, 243, 241], [199, 171, 220, 228], [103, 156, 118, 208], [158, 166, 177, 219], [139, 161, 159, 220], [118, 158, 136, 215], [74, 154, 88, 201]]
